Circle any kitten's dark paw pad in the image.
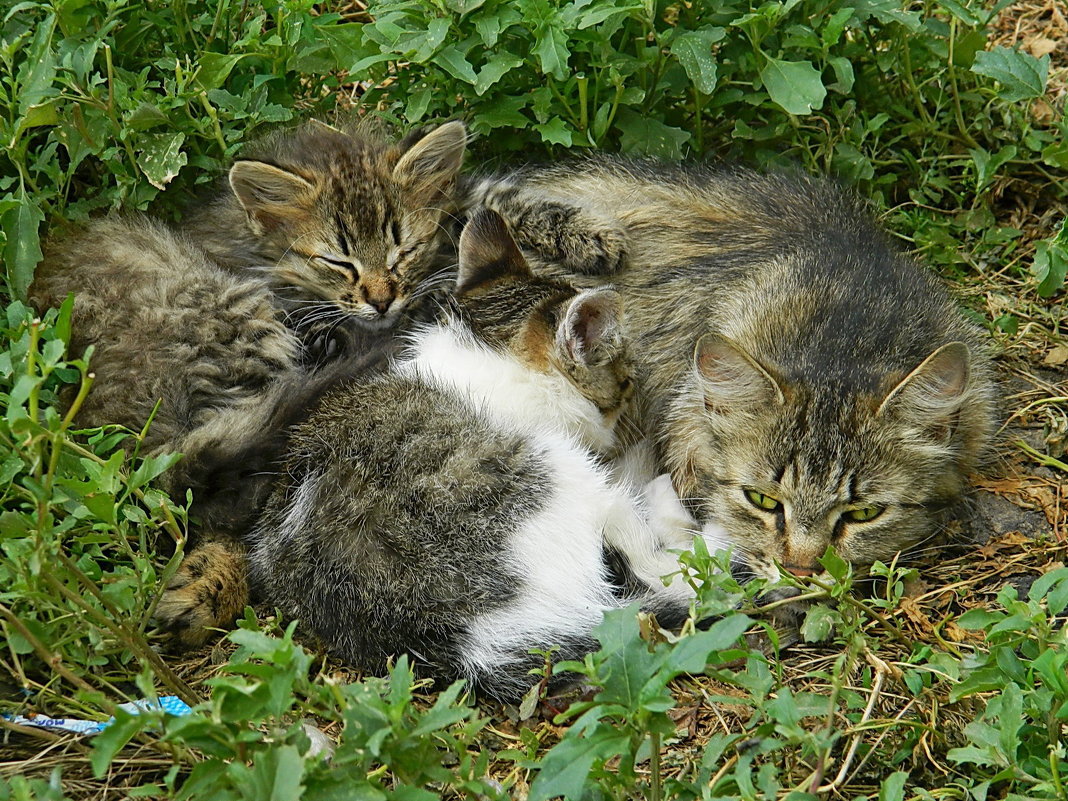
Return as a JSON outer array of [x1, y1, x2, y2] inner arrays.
[[155, 543, 248, 650], [302, 329, 347, 366]]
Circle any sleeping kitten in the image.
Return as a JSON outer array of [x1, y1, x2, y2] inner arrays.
[[465, 160, 996, 586], [30, 216, 303, 517], [245, 210, 726, 700], [31, 121, 467, 637], [184, 119, 467, 356]]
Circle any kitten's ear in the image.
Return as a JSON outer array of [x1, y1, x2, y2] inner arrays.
[[557, 287, 624, 366], [877, 342, 970, 435], [392, 121, 467, 198], [456, 208, 531, 295], [229, 161, 315, 234], [694, 334, 785, 411]]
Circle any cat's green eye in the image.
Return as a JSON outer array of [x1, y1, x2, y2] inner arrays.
[[844, 505, 884, 523], [744, 489, 781, 512]]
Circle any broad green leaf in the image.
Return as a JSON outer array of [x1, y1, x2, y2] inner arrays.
[[413, 18, 451, 61], [2, 190, 45, 299], [17, 14, 58, 116], [879, 771, 909, 801], [434, 45, 477, 84], [475, 51, 522, 95], [760, 57, 825, 115], [473, 96, 528, 129], [821, 7, 855, 46], [528, 728, 630, 801], [800, 604, 838, 642], [405, 85, 433, 122], [533, 23, 569, 79], [616, 110, 690, 159], [196, 53, 252, 92], [851, 0, 922, 30], [1031, 219, 1068, 298], [671, 29, 723, 95], [136, 132, 187, 190], [534, 117, 573, 146], [90, 711, 148, 778], [971, 47, 1049, 102]]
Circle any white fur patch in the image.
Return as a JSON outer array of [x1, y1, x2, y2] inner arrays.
[[399, 321, 616, 453]]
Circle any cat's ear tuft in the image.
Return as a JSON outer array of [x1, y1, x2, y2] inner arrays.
[[229, 161, 315, 234], [557, 288, 624, 366], [694, 334, 785, 412], [456, 208, 531, 295], [393, 121, 467, 198], [877, 341, 971, 436]]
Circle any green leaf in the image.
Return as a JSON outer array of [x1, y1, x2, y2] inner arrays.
[[136, 132, 187, 191], [434, 45, 477, 84], [879, 771, 909, 801], [1031, 219, 1068, 298], [800, 604, 838, 642], [969, 144, 1017, 193], [2, 190, 45, 299], [475, 51, 523, 95], [528, 727, 631, 801], [616, 110, 690, 159], [759, 57, 826, 115], [196, 53, 253, 92], [971, 47, 1049, 102], [534, 117, 573, 146], [90, 711, 147, 778], [472, 96, 528, 130], [671, 29, 723, 95], [533, 23, 569, 80], [821, 7, 855, 46], [956, 609, 1001, 630], [237, 744, 305, 801]]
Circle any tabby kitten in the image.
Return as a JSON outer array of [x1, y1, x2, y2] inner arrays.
[[246, 210, 726, 700], [467, 160, 996, 584], [184, 119, 467, 353], [30, 216, 302, 520]]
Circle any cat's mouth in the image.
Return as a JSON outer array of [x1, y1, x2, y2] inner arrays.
[[347, 301, 406, 330]]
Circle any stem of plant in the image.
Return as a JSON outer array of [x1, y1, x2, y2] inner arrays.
[[650, 729, 662, 801], [0, 601, 117, 713]]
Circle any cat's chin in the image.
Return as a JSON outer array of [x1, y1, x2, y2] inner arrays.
[[351, 310, 403, 331]]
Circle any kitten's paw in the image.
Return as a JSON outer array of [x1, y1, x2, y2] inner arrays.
[[301, 325, 348, 367], [155, 542, 249, 649], [552, 212, 627, 276], [643, 474, 698, 549], [512, 204, 627, 275]]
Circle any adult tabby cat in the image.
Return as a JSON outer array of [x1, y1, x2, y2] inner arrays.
[[467, 160, 996, 585], [245, 210, 726, 700]]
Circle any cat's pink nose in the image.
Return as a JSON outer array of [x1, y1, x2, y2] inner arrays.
[[369, 297, 392, 314], [784, 564, 817, 577]]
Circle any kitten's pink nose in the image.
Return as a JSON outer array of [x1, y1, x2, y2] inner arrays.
[[784, 564, 817, 577], [369, 297, 392, 314]]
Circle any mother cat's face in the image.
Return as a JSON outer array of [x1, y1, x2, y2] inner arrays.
[[667, 333, 984, 582]]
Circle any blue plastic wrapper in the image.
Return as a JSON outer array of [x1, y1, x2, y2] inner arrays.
[[3, 695, 192, 735]]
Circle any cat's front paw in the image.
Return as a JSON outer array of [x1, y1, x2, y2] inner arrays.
[[567, 215, 627, 275], [155, 542, 249, 649]]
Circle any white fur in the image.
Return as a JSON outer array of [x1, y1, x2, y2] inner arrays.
[[398, 320, 616, 453], [398, 317, 729, 686]]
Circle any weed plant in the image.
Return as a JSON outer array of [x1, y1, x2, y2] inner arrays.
[[0, 0, 1065, 798]]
